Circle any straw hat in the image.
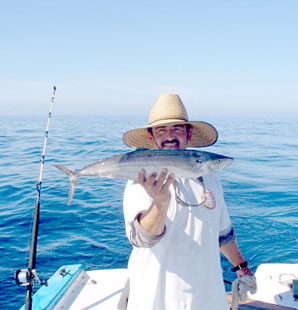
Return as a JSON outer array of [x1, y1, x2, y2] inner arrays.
[[123, 94, 218, 148]]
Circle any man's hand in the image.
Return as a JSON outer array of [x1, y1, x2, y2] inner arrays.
[[237, 267, 254, 278], [138, 168, 175, 209], [136, 168, 175, 236]]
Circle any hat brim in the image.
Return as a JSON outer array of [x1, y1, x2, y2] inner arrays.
[[123, 120, 218, 149]]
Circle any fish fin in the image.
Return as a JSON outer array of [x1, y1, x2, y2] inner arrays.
[[54, 164, 79, 205]]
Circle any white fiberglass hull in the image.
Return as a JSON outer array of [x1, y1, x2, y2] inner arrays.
[[20, 263, 298, 309]]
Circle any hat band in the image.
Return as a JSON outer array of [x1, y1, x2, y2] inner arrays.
[[148, 118, 188, 127]]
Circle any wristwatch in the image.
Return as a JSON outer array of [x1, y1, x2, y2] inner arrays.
[[231, 261, 248, 272]]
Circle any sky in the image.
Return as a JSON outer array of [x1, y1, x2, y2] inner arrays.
[[0, 0, 297, 117]]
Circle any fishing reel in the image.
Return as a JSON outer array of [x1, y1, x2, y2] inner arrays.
[[15, 268, 47, 287], [15, 269, 31, 286]]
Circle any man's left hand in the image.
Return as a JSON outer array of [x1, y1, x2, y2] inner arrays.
[[237, 267, 254, 278]]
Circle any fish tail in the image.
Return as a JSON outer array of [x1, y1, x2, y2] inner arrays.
[[54, 164, 79, 205]]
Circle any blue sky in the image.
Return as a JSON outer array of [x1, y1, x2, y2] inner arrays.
[[0, 0, 297, 117]]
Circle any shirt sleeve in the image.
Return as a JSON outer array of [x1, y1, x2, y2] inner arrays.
[[129, 213, 167, 247], [219, 225, 236, 247], [214, 177, 236, 247]]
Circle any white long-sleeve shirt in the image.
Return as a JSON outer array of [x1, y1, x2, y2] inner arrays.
[[123, 175, 233, 310]]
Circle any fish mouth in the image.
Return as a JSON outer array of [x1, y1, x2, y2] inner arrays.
[[221, 157, 234, 169]]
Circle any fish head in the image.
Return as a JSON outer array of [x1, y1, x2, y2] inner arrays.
[[190, 151, 233, 174], [209, 154, 233, 172]]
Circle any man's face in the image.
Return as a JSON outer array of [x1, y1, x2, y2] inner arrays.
[[148, 124, 192, 150]]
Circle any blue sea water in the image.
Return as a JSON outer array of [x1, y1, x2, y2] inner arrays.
[[0, 115, 298, 309]]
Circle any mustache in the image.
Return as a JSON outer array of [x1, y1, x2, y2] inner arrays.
[[161, 139, 180, 147]]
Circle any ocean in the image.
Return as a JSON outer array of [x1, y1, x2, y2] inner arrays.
[[1, 115, 297, 309]]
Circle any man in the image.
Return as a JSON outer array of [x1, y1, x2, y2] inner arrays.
[[121, 94, 253, 309]]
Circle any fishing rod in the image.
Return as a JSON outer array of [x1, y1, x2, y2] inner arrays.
[[15, 86, 57, 310]]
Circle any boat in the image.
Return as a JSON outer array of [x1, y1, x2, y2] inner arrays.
[[247, 263, 298, 309], [17, 263, 298, 309], [17, 264, 128, 310]]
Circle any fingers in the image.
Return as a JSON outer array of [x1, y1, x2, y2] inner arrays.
[[138, 168, 175, 190], [138, 169, 146, 186], [162, 172, 175, 191], [155, 168, 168, 189], [138, 168, 174, 208], [147, 172, 158, 187], [139, 169, 158, 188]]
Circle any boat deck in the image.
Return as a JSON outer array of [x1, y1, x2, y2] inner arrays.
[[53, 267, 296, 310], [227, 293, 295, 309], [54, 267, 128, 309], [20, 264, 298, 310]]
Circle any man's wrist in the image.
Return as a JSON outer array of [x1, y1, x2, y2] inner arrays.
[[231, 261, 248, 272]]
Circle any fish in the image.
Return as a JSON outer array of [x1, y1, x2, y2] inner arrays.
[[54, 149, 233, 205]]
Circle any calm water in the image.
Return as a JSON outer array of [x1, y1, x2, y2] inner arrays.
[[0, 115, 297, 309]]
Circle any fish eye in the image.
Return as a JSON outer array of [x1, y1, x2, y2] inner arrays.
[[216, 158, 222, 164], [196, 159, 202, 163]]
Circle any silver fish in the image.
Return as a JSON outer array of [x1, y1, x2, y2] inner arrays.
[[54, 149, 233, 205]]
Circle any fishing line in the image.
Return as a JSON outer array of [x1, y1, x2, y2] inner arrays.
[[173, 177, 207, 207], [15, 86, 57, 310]]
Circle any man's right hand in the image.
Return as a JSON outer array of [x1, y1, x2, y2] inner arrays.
[[136, 168, 175, 236], [138, 168, 175, 209]]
